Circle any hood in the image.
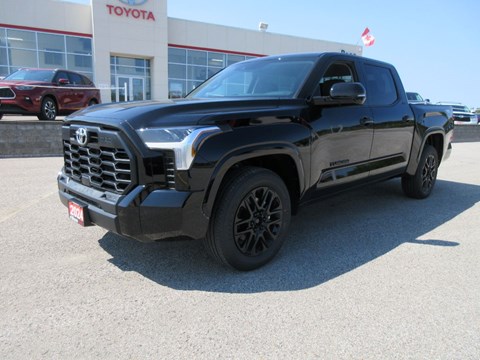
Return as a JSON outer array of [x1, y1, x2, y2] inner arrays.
[[65, 98, 306, 130], [0, 80, 50, 87]]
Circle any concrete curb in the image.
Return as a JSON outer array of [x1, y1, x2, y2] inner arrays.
[[0, 121, 479, 158]]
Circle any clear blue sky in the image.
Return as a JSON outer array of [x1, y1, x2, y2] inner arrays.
[[68, 0, 480, 108]]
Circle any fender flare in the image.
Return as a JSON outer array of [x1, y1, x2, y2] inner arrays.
[[201, 142, 306, 218], [406, 127, 444, 175]]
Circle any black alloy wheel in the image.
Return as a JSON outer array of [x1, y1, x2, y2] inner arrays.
[[234, 186, 284, 257], [204, 167, 291, 271], [402, 145, 439, 199], [420, 152, 437, 194]]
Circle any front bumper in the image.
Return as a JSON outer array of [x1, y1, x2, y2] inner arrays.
[[58, 171, 209, 242], [0, 96, 40, 115]]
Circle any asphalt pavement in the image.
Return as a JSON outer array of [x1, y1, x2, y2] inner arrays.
[[1, 143, 479, 359]]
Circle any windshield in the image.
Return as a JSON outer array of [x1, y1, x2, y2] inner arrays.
[[5, 69, 55, 82], [187, 57, 315, 99]]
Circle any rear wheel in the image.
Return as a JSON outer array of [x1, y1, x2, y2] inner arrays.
[[204, 167, 291, 271], [0, 113, 3, 120], [88, 99, 97, 106], [37, 97, 57, 121], [402, 145, 438, 199]]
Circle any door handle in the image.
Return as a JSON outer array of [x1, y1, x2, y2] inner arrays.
[[360, 116, 374, 125]]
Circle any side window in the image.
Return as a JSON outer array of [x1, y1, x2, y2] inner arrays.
[[318, 63, 354, 96], [53, 71, 69, 84], [80, 74, 93, 86], [67, 72, 83, 85], [364, 64, 398, 106]]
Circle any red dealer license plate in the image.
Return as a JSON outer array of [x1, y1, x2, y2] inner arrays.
[[68, 201, 91, 226]]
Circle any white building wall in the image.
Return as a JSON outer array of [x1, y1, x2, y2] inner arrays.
[[168, 18, 362, 56], [0, 0, 92, 35]]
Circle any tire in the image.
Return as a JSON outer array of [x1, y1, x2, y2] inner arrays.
[[204, 167, 291, 271], [88, 100, 97, 106], [402, 145, 438, 199], [0, 113, 3, 120], [37, 97, 57, 121]]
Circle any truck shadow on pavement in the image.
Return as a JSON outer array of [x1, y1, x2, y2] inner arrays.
[[98, 178, 479, 293]]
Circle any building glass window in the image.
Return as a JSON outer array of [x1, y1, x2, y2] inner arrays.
[[6, 29, 36, 50], [168, 63, 186, 79], [0, 29, 5, 77], [187, 50, 207, 66], [8, 49, 37, 68], [66, 36, 92, 55], [187, 65, 207, 82], [0, 66, 9, 77], [38, 33, 65, 52], [168, 46, 258, 98], [40, 51, 65, 67], [227, 54, 245, 66], [207, 67, 222, 78], [208, 52, 225, 68], [168, 47, 186, 63], [0, 27, 93, 79], [0, 27, 6, 46], [0, 28, 7, 66], [0, 47, 7, 67], [67, 54, 92, 72]]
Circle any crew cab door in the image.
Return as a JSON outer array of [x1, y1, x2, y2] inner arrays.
[[360, 61, 415, 175], [308, 61, 374, 191]]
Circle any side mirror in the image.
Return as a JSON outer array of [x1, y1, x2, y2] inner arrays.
[[58, 78, 70, 85], [330, 82, 366, 105], [311, 82, 366, 106]]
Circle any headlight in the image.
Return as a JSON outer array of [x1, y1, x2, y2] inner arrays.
[[136, 126, 221, 170], [15, 85, 35, 91]]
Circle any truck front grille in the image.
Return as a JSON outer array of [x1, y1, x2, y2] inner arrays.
[[63, 141, 133, 194]]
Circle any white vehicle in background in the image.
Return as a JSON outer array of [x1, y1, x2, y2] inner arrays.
[[437, 102, 478, 125]]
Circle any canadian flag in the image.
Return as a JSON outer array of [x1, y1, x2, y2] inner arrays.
[[361, 28, 375, 47]]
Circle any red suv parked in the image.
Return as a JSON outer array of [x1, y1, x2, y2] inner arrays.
[[0, 68, 101, 121]]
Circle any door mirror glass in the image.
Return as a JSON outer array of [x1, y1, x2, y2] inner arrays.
[[311, 82, 366, 106], [330, 82, 366, 105]]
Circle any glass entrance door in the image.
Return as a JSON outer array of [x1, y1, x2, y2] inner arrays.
[[116, 76, 145, 102]]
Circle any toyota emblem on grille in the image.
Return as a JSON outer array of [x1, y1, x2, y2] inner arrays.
[[75, 128, 89, 146]]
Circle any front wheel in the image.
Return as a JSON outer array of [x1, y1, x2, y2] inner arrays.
[[37, 97, 57, 121], [204, 167, 291, 271], [402, 145, 439, 199]]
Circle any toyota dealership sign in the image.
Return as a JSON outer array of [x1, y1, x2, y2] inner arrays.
[[106, 0, 155, 21]]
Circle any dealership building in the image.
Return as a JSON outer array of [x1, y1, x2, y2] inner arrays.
[[0, 0, 362, 103]]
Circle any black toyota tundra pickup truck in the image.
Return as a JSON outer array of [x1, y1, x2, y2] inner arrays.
[[58, 52, 453, 270]]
